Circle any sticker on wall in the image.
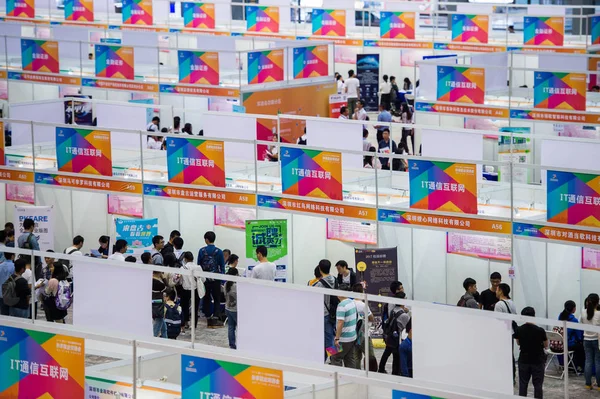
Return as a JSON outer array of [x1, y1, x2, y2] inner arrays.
[[409, 160, 478, 214], [246, 5, 279, 33], [451, 14, 489, 43], [64, 0, 93, 22], [547, 170, 600, 228], [312, 9, 346, 36], [122, 0, 153, 25], [178, 51, 219, 85], [534, 72, 586, 111], [437, 66, 485, 104], [592, 15, 600, 46], [95, 44, 134, 80], [56, 127, 113, 176], [21, 39, 59, 74], [583, 247, 600, 271], [247, 49, 284, 84], [182, 2, 215, 29], [380, 11, 416, 40], [281, 147, 342, 200], [293, 45, 328, 79], [166, 137, 225, 187], [7, 0, 34, 18], [524, 16, 564, 46]]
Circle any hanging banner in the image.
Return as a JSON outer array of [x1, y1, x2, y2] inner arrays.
[[497, 127, 532, 184], [182, 355, 283, 399], [583, 247, 600, 271], [281, 147, 342, 200], [14, 205, 55, 251], [0, 326, 85, 398], [293, 45, 328, 79], [409, 160, 478, 215], [35, 172, 142, 194], [7, 0, 34, 18], [214, 205, 257, 229], [115, 217, 158, 255], [245, 219, 288, 282], [513, 222, 600, 246], [95, 44, 134, 80], [6, 184, 35, 204], [56, 127, 113, 176], [380, 11, 416, 40], [524, 16, 564, 46], [258, 194, 376, 221], [64, 0, 93, 22], [246, 6, 279, 33], [166, 137, 225, 187], [451, 14, 489, 43], [178, 50, 219, 85], [247, 49, 284, 84], [182, 2, 215, 29], [108, 194, 143, 218], [437, 66, 485, 104], [122, 0, 153, 25], [87, 376, 179, 399], [144, 184, 256, 207], [592, 15, 600, 46], [312, 9, 346, 37], [547, 170, 600, 228], [356, 54, 379, 112], [534, 72, 586, 111], [447, 232, 511, 261], [21, 39, 59, 74], [327, 219, 377, 245]]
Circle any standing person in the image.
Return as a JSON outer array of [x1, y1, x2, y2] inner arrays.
[[42, 261, 69, 323], [151, 235, 165, 265], [63, 235, 84, 277], [581, 293, 600, 390], [108, 239, 128, 261], [308, 266, 321, 286], [146, 116, 160, 132], [390, 76, 399, 112], [161, 230, 181, 258], [379, 288, 410, 375], [480, 272, 502, 311], [400, 320, 413, 378], [5, 258, 31, 319], [352, 284, 378, 372], [457, 278, 479, 309], [314, 259, 338, 362], [0, 252, 15, 315], [180, 251, 203, 333], [330, 284, 357, 368], [338, 106, 349, 120], [344, 70, 360, 117], [182, 123, 193, 135], [378, 129, 398, 170], [225, 254, 241, 275], [375, 104, 392, 143], [557, 300, 584, 372], [225, 268, 238, 349], [223, 249, 231, 265], [250, 246, 276, 281], [164, 288, 182, 340], [147, 135, 163, 150], [335, 260, 357, 286], [151, 268, 167, 338], [172, 237, 185, 264], [197, 231, 225, 324], [379, 74, 392, 109], [352, 100, 367, 121], [170, 116, 181, 133], [97, 235, 110, 258], [336, 73, 344, 94], [494, 283, 516, 314], [17, 218, 41, 278], [515, 307, 548, 399]]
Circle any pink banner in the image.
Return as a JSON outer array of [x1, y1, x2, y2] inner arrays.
[[583, 247, 600, 270], [108, 194, 143, 218], [447, 232, 511, 261], [326, 218, 377, 245], [214, 205, 256, 229], [5, 184, 34, 204]]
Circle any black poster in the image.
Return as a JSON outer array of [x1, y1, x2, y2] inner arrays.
[[356, 54, 380, 112]]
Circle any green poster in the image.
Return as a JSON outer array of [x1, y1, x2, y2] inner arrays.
[[245, 219, 288, 262]]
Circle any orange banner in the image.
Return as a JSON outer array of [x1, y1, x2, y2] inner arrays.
[[0, 169, 34, 183], [35, 172, 142, 194], [0, 71, 7, 79], [82, 78, 158, 93], [9, 72, 81, 86], [258, 194, 376, 221], [365, 40, 433, 49], [179, 29, 230, 36], [244, 32, 296, 40], [438, 43, 506, 53], [120, 25, 169, 32], [143, 183, 256, 206], [415, 102, 510, 119], [513, 222, 600, 246]]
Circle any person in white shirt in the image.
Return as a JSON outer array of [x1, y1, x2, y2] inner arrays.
[[146, 116, 160, 132], [344, 70, 360, 118], [179, 251, 204, 332], [338, 106, 349, 120], [379, 74, 392, 109], [336, 74, 344, 94], [353, 100, 367, 121], [250, 245, 276, 281], [107, 239, 128, 261], [64, 235, 84, 257], [494, 283, 517, 314], [147, 135, 163, 150]]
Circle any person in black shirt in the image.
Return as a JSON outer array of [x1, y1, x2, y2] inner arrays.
[[515, 307, 548, 398], [479, 272, 502, 311], [10, 258, 31, 318], [161, 230, 181, 258]]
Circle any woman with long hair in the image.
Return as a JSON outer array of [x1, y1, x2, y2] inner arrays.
[[582, 293, 600, 389], [558, 300, 584, 371], [225, 267, 239, 349]]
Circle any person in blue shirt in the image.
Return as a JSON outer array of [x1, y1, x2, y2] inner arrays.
[[558, 300, 584, 371], [375, 104, 393, 143], [0, 252, 15, 316], [197, 231, 225, 325], [400, 320, 413, 378]]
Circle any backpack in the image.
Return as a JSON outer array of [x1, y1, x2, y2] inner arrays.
[[55, 280, 73, 311], [21, 233, 35, 250], [382, 309, 402, 349], [62, 247, 79, 276], [356, 316, 364, 346], [1, 274, 20, 306], [320, 278, 340, 324], [199, 247, 218, 274], [165, 303, 182, 338], [175, 252, 185, 268], [501, 300, 519, 335], [457, 295, 469, 307]]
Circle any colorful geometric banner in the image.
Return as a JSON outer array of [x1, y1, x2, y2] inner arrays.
[[409, 160, 478, 214], [56, 127, 113, 176], [513, 222, 600, 246], [182, 2, 215, 29], [178, 51, 219, 85], [21, 39, 59, 74], [64, 0, 93, 22], [380, 12, 416, 40], [94, 45, 134, 80], [7, 0, 34, 18], [258, 194, 376, 221], [143, 184, 256, 207], [524, 16, 564, 46], [547, 170, 600, 228], [437, 66, 485, 104], [247, 50, 284, 84], [534, 72, 586, 111], [166, 137, 225, 187], [0, 325, 85, 398], [592, 15, 600, 46], [246, 6, 279, 33], [312, 9, 346, 36], [293, 45, 328, 79], [451, 14, 488, 44], [281, 147, 342, 200], [182, 355, 283, 399], [122, 0, 153, 25]]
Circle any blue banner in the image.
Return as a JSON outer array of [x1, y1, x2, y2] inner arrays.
[[356, 54, 379, 112], [115, 217, 158, 254]]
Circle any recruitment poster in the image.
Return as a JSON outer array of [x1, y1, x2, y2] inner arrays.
[[64, 0, 93, 21], [247, 50, 284, 84], [356, 54, 380, 112], [437, 66, 485, 104], [122, 0, 153, 25], [246, 6, 279, 33], [312, 9, 346, 36], [293, 45, 328, 79], [583, 247, 600, 271], [245, 219, 287, 282], [14, 205, 55, 251], [380, 12, 415, 40], [178, 50, 219, 85], [409, 160, 478, 214], [214, 205, 256, 229], [547, 170, 600, 227], [166, 137, 225, 187], [182, 2, 215, 29], [181, 355, 283, 399], [56, 127, 113, 176], [451, 14, 488, 43], [114, 217, 158, 255], [94, 45, 135, 80], [21, 39, 59, 74], [6, 184, 35, 204], [280, 147, 342, 200], [447, 232, 511, 261], [524, 16, 564, 46], [534, 72, 586, 111], [0, 326, 85, 398], [327, 219, 377, 245], [497, 127, 531, 184]]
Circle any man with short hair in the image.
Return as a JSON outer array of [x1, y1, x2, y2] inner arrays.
[[108, 239, 128, 261], [352, 100, 367, 121], [315, 259, 337, 362], [338, 106, 349, 120], [480, 272, 502, 311], [161, 230, 181, 257], [331, 283, 358, 368], [64, 235, 84, 256], [399, 320, 413, 378], [335, 260, 357, 286], [17, 218, 41, 275], [458, 278, 479, 309], [344, 70, 360, 117], [378, 128, 398, 170], [8, 258, 31, 319], [198, 231, 225, 323], [223, 249, 231, 265], [515, 307, 548, 399], [147, 116, 160, 132], [0, 252, 15, 315], [141, 252, 152, 265], [173, 237, 184, 261], [251, 246, 276, 281], [379, 284, 410, 375], [375, 103, 392, 142], [151, 235, 165, 265]]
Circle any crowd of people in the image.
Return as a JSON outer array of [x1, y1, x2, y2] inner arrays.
[[145, 116, 203, 150]]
